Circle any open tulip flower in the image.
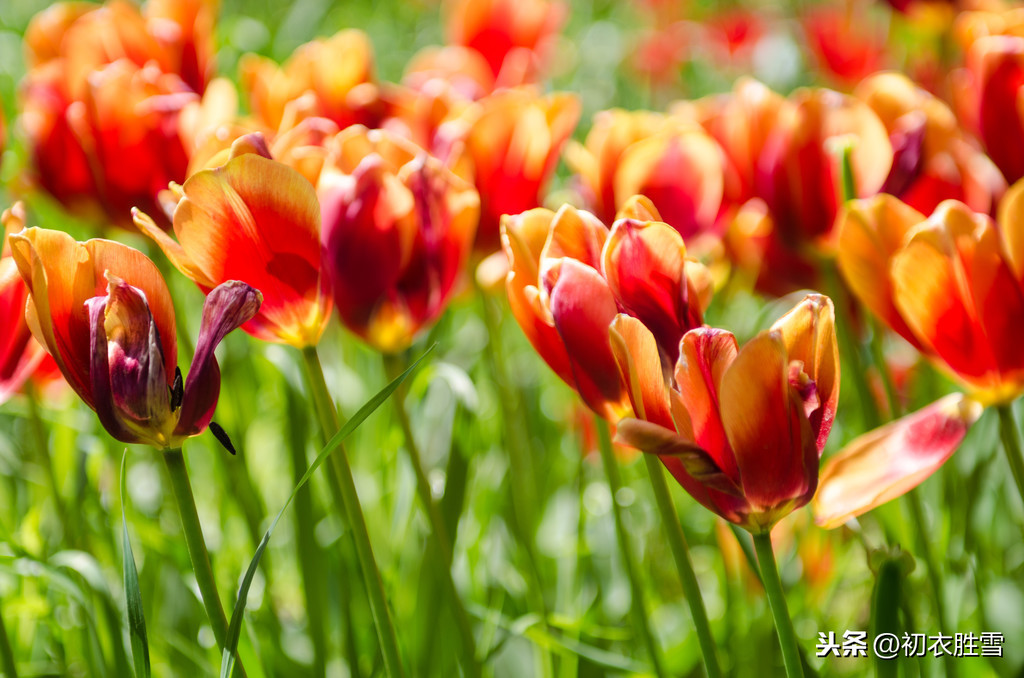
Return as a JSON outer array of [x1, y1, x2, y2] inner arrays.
[[502, 197, 712, 422], [6, 224, 261, 449], [0, 206, 47, 405], [814, 185, 1024, 527], [135, 133, 333, 348], [319, 126, 480, 353], [609, 294, 838, 533]]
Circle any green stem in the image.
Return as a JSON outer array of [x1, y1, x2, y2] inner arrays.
[[595, 418, 667, 678], [904, 493, 957, 678], [384, 355, 480, 678], [642, 455, 722, 678], [868, 320, 901, 420], [476, 287, 553, 678], [300, 346, 406, 678], [162, 448, 245, 677], [996, 404, 1024, 509], [0, 597, 17, 678], [752, 531, 803, 678]]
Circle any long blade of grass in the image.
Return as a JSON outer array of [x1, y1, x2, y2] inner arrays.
[[120, 451, 151, 678], [220, 346, 433, 678]]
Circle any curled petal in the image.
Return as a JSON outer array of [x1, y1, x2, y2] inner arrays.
[[176, 281, 262, 437], [608, 314, 672, 428], [814, 394, 983, 529], [86, 296, 139, 444]]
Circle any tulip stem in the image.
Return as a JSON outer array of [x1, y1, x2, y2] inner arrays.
[[162, 447, 245, 677], [642, 455, 722, 677], [752, 531, 804, 678], [595, 418, 668, 678], [384, 354, 481, 678], [300, 346, 406, 678], [996, 404, 1024, 510]]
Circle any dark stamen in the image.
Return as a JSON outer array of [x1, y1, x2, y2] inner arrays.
[[210, 421, 236, 455], [170, 367, 184, 410]]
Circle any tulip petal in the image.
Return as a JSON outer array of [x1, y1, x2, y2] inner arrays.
[[541, 204, 607, 270], [836, 195, 927, 350], [770, 294, 839, 454], [545, 258, 628, 420], [675, 327, 741, 484], [176, 281, 262, 437], [997, 176, 1024, 287], [720, 330, 817, 515], [173, 152, 329, 346], [608, 314, 672, 428], [814, 393, 983, 529], [603, 217, 700, 361], [86, 295, 139, 444]]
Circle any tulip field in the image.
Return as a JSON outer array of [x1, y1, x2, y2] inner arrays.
[[4, 0, 1024, 676]]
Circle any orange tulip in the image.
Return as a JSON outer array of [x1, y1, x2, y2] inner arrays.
[[501, 198, 711, 421], [443, 0, 565, 83], [318, 127, 480, 353], [838, 189, 1024, 403], [7, 223, 261, 448], [135, 134, 332, 348], [610, 294, 839, 533], [458, 88, 580, 251], [0, 206, 47, 405], [239, 30, 383, 134]]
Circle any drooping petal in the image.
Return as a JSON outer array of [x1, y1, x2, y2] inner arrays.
[[814, 394, 983, 529], [770, 293, 839, 454], [175, 281, 262, 437]]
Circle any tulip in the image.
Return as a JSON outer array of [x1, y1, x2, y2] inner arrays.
[[319, 126, 480, 353], [838, 191, 1024, 403], [951, 34, 1024, 184], [6, 225, 261, 449], [610, 293, 838, 533], [801, 4, 888, 86], [856, 72, 1006, 216], [459, 88, 580, 251], [135, 134, 333, 348], [443, 0, 565, 83], [0, 206, 47, 406], [501, 198, 711, 422], [567, 110, 728, 240], [20, 0, 221, 228], [239, 29, 383, 133]]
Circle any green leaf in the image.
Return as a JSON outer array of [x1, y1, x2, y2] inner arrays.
[[120, 451, 151, 678], [220, 346, 434, 678]]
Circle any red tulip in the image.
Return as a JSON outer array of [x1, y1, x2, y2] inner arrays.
[[7, 224, 260, 448], [611, 294, 839, 532], [319, 127, 480, 353], [501, 198, 711, 421], [135, 134, 333, 348]]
